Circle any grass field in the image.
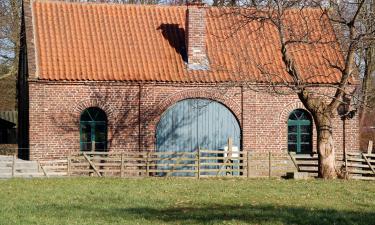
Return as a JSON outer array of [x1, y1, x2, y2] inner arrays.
[[0, 178, 374, 225]]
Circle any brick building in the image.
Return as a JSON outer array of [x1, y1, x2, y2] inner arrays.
[[19, 0, 359, 177]]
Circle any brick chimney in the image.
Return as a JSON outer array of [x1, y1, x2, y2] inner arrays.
[[186, 0, 209, 70]]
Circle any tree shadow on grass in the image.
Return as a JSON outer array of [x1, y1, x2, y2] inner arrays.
[[121, 205, 374, 225], [44, 203, 375, 225]]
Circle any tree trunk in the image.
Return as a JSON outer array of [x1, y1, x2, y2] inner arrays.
[[315, 114, 338, 179], [299, 90, 338, 179]]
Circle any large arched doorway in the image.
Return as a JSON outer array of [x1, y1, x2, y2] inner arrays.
[[156, 98, 241, 176]]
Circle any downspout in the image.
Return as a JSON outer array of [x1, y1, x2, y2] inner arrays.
[[17, 1, 30, 160], [138, 83, 142, 152]]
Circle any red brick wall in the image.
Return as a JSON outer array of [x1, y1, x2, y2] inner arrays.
[[29, 82, 140, 159], [242, 88, 359, 156], [28, 81, 360, 176]]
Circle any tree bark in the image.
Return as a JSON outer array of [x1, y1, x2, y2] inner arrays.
[[315, 115, 337, 179], [299, 90, 338, 179]]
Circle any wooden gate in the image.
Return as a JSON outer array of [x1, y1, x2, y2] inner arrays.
[[346, 152, 375, 180], [288, 152, 318, 177]]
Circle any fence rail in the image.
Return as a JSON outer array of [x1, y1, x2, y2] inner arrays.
[[288, 152, 318, 177], [346, 152, 375, 180], [37, 149, 249, 178], [4, 147, 373, 180]]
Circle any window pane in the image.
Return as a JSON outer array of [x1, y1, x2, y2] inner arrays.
[[96, 142, 106, 152], [81, 107, 107, 122], [81, 123, 91, 143], [95, 124, 106, 143], [294, 110, 303, 119], [300, 125, 311, 134], [301, 134, 311, 143], [94, 110, 107, 121], [289, 114, 296, 120], [80, 111, 90, 121], [299, 112, 310, 120], [300, 144, 312, 153], [288, 144, 297, 152], [288, 134, 297, 143], [81, 142, 91, 151], [288, 125, 297, 133]]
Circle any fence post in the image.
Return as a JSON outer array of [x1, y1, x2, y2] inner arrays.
[[120, 153, 124, 178], [195, 151, 198, 178], [228, 138, 233, 155], [268, 152, 271, 179], [12, 153, 16, 178], [197, 147, 201, 179], [344, 149, 348, 177], [146, 152, 150, 177], [228, 138, 233, 176], [247, 151, 250, 178], [367, 140, 373, 154], [37, 161, 48, 177], [67, 154, 71, 177]]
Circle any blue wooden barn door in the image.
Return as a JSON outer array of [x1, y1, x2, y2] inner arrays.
[[156, 98, 241, 176]]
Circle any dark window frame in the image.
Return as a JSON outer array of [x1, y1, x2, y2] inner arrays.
[[79, 107, 108, 152], [287, 109, 312, 154]]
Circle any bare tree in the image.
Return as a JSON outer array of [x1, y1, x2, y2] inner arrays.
[[64, 0, 176, 5], [217, 0, 375, 178], [0, 0, 20, 111], [358, 0, 375, 148], [0, 0, 20, 80]]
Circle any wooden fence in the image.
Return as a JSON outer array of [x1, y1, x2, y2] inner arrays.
[[343, 141, 375, 180], [346, 152, 375, 180], [27, 148, 375, 180], [37, 159, 69, 177], [39, 149, 249, 178], [288, 152, 318, 177]]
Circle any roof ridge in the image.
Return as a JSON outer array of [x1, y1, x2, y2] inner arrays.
[[33, 0, 325, 13], [33, 0, 188, 9]]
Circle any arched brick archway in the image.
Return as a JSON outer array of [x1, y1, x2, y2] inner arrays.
[[73, 98, 115, 122], [153, 89, 242, 126], [279, 102, 307, 123], [145, 89, 242, 152]]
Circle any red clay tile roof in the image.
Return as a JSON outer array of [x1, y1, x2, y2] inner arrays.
[[30, 1, 346, 83]]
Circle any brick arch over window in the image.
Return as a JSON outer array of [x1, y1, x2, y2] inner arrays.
[[153, 89, 242, 127], [279, 102, 307, 123], [72, 99, 115, 122]]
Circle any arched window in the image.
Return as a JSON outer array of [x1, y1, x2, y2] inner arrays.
[[80, 107, 107, 152], [288, 109, 312, 154]]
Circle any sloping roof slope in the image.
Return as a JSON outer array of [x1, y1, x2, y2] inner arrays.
[[29, 1, 345, 83], [0, 111, 18, 126]]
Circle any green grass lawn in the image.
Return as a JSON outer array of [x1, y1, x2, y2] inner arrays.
[[0, 178, 374, 225]]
